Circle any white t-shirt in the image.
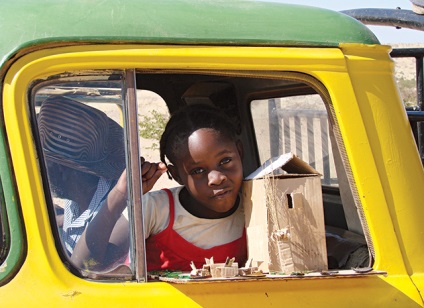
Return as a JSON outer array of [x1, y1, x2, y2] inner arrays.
[[142, 186, 245, 249]]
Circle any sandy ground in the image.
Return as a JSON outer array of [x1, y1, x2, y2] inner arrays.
[[392, 43, 424, 79]]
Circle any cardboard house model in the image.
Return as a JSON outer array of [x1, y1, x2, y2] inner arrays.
[[242, 152, 327, 274]]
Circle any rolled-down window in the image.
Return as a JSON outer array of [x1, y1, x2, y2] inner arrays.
[[32, 73, 137, 279]]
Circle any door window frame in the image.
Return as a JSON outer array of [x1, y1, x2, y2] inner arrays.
[[3, 43, 376, 283]]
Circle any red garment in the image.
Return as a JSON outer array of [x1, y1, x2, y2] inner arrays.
[[146, 189, 247, 271]]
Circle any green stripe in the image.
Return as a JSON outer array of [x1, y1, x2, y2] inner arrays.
[[0, 119, 25, 285], [0, 0, 379, 70]]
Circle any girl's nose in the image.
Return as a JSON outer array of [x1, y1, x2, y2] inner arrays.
[[208, 170, 227, 186]]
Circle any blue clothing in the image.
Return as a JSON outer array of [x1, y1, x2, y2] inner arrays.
[[62, 177, 115, 255]]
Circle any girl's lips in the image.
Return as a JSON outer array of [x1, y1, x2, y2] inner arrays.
[[212, 189, 231, 198]]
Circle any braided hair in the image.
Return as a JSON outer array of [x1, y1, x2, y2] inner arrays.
[[159, 104, 238, 179]]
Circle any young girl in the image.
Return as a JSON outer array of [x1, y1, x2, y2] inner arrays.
[[71, 104, 247, 272]]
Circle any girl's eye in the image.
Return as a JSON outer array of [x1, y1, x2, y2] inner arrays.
[[191, 168, 205, 175], [220, 157, 232, 165]]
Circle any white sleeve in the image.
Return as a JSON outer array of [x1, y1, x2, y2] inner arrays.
[[142, 189, 172, 239]]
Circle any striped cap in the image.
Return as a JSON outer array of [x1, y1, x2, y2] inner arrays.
[[38, 96, 125, 179]]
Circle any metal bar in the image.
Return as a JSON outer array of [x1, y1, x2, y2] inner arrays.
[[391, 48, 424, 58], [406, 111, 424, 120], [294, 116, 302, 158], [417, 57, 423, 110], [341, 8, 424, 31], [268, 99, 279, 157], [124, 69, 147, 282], [283, 116, 291, 153], [409, 117, 419, 144], [416, 57, 424, 163], [392, 48, 424, 165], [307, 117, 315, 170], [418, 121, 424, 163], [320, 117, 330, 185]]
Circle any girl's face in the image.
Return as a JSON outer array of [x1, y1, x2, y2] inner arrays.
[[169, 128, 243, 216]]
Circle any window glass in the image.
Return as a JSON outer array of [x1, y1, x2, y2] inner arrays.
[[32, 75, 133, 278], [250, 80, 369, 270], [251, 94, 337, 187]]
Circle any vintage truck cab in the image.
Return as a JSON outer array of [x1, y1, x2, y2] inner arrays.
[[1, 1, 423, 306]]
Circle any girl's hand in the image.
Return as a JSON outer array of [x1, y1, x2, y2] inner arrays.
[[141, 160, 167, 193], [113, 157, 167, 198]]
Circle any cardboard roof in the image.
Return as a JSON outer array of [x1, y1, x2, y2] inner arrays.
[[245, 152, 321, 180]]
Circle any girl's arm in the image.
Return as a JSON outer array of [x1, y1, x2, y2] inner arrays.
[[70, 161, 167, 269]]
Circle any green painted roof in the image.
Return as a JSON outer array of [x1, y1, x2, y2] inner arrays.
[[0, 0, 379, 67]]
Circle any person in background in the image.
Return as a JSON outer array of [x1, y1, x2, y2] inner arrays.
[[38, 96, 164, 261], [71, 104, 247, 271]]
